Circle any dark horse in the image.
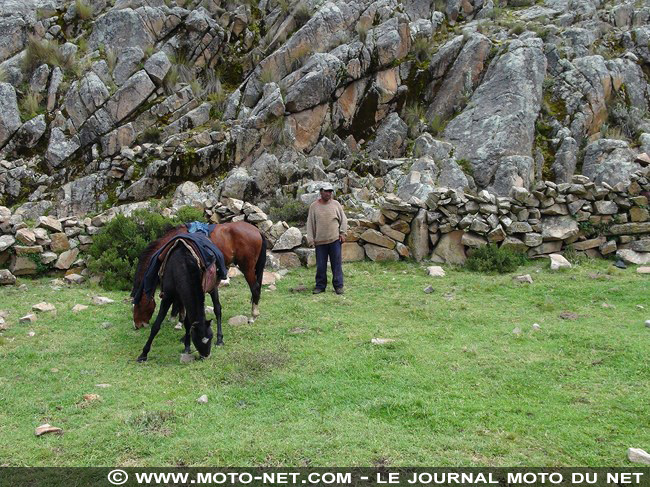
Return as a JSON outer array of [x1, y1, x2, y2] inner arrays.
[[137, 242, 214, 362], [132, 221, 267, 330]]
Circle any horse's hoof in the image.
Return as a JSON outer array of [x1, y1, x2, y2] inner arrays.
[[136, 355, 147, 362], [248, 317, 256, 324], [216, 341, 224, 346]]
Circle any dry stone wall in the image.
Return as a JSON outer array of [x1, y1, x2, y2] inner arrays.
[[1, 165, 649, 285]]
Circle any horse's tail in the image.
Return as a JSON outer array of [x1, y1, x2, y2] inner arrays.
[[253, 232, 267, 304]]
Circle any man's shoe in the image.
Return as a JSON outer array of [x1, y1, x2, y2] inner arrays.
[[335, 287, 344, 295], [312, 288, 325, 294]]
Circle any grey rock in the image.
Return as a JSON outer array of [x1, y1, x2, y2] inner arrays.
[[273, 227, 303, 251], [368, 113, 408, 158], [0, 83, 21, 148], [45, 128, 80, 168], [616, 249, 650, 265], [413, 133, 453, 161], [30, 64, 51, 94], [105, 70, 156, 124], [54, 248, 79, 270], [552, 137, 578, 183], [408, 208, 429, 262], [0, 235, 15, 252], [582, 139, 640, 187], [11, 115, 46, 149], [47, 67, 63, 112], [250, 153, 280, 195], [221, 167, 253, 200], [88, 8, 155, 51], [282, 53, 343, 113], [431, 230, 466, 264], [542, 216, 579, 241], [364, 243, 400, 261], [0, 268, 16, 285], [247, 83, 285, 128], [144, 51, 171, 85], [113, 47, 144, 86], [444, 38, 546, 192], [79, 72, 110, 114], [0, 16, 26, 64]]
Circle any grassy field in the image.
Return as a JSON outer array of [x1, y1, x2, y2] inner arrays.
[[0, 259, 648, 467]]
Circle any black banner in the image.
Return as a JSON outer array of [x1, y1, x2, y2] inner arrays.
[[1, 468, 649, 487]]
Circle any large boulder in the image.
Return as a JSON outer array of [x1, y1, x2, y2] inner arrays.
[[407, 208, 429, 262], [582, 139, 640, 186], [431, 230, 466, 264], [221, 167, 254, 200], [551, 137, 578, 183], [45, 128, 80, 168], [144, 51, 171, 85], [105, 70, 156, 124], [541, 216, 579, 241], [282, 53, 344, 113], [88, 8, 156, 51], [368, 113, 408, 158], [0, 83, 21, 148], [444, 38, 546, 192]]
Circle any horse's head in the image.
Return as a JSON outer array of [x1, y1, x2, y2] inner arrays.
[[191, 319, 213, 358], [133, 294, 155, 329]]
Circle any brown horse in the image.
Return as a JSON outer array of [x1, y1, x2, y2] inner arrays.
[[132, 221, 267, 329]]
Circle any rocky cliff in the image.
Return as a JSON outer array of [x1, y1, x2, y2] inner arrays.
[[0, 0, 649, 220]]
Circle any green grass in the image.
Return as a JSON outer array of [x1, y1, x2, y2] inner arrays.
[[0, 260, 649, 466]]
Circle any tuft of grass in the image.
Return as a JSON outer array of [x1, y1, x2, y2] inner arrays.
[[268, 114, 288, 146], [19, 91, 44, 122], [428, 114, 447, 136], [143, 45, 156, 59], [162, 65, 179, 94], [105, 48, 117, 73], [0, 66, 7, 83], [168, 49, 194, 83], [202, 70, 222, 97], [356, 23, 369, 43], [140, 126, 162, 144], [293, 2, 312, 28], [189, 78, 203, 99], [22, 35, 65, 73], [259, 65, 280, 85], [403, 103, 426, 132], [268, 194, 309, 226], [412, 37, 434, 62], [74, 0, 93, 20]]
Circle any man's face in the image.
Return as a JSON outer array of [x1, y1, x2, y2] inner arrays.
[[320, 189, 333, 201]]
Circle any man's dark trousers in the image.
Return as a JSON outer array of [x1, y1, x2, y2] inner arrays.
[[315, 239, 343, 290]]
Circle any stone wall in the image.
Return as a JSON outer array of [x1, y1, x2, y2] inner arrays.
[[0, 166, 649, 285]]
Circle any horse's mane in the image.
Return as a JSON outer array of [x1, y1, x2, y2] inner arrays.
[[130, 224, 187, 297]]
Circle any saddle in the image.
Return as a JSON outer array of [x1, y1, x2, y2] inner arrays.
[[157, 238, 218, 294]]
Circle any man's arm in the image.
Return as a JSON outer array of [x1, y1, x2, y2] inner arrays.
[[337, 202, 348, 242], [306, 204, 316, 247]]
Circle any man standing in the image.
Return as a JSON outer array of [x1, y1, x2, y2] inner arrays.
[[306, 182, 348, 295]]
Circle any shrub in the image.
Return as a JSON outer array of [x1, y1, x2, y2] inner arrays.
[[140, 126, 162, 144], [294, 2, 312, 28], [268, 195, 310, 226], [87, 206, 205, 291], [465, 244, 528, 274]]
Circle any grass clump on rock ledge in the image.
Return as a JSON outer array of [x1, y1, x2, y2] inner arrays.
[[465, 244, 528, 274], [87, 206, 204, 291]]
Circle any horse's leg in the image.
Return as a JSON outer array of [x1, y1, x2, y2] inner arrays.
[[241, 265, 261, 323], [182, 313, 192, 353], [209, 288, 223, 346], [137, 296, 173, 362]]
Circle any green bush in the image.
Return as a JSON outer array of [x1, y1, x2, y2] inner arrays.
[[268, 195, 310, 226], [87, 206, 205, 291], [465, 244, 528, 274]]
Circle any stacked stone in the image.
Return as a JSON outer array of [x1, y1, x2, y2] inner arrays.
[[0, 212, 93, 279]]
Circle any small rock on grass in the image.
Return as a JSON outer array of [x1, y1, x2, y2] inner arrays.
[[532, 323, 541, 331], [290, 284, 308, 293], [32, 302, 56, 313], [513, 274, 533, 284], [423, 285, 434, 294], [72, 304, 88, 313], [180, 353, 195, 364], [197, 395, 208, 404], [637, 267, 650, 274], [83, 394, 100, 402], [174, 322, 183, 330], [512, 327, 522, 335], [371, 338, 395, 345], [549, 254, 571, 271], [0, 310, 8, 319], [628, 448, 650, 465], [559, 311, 579, 320], [427, 266, 445, 277], [228, 315, 249, 326], [95, 383, 111, 388], [64, 273, 84, 284], [101, 322, 112, 329], [268, 284, 276, 291], [91, 296, 114, 305], [19, 314, 37, 323], [35, 424, 63, 436], [288, 327, 309, 334], [28, 331, 36, 337], [645, 320, 650, 328]]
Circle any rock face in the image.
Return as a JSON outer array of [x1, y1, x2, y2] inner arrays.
[[0, 83, 21, 148], [444, 38, 546, 194], [582, 139, 640, 186]]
